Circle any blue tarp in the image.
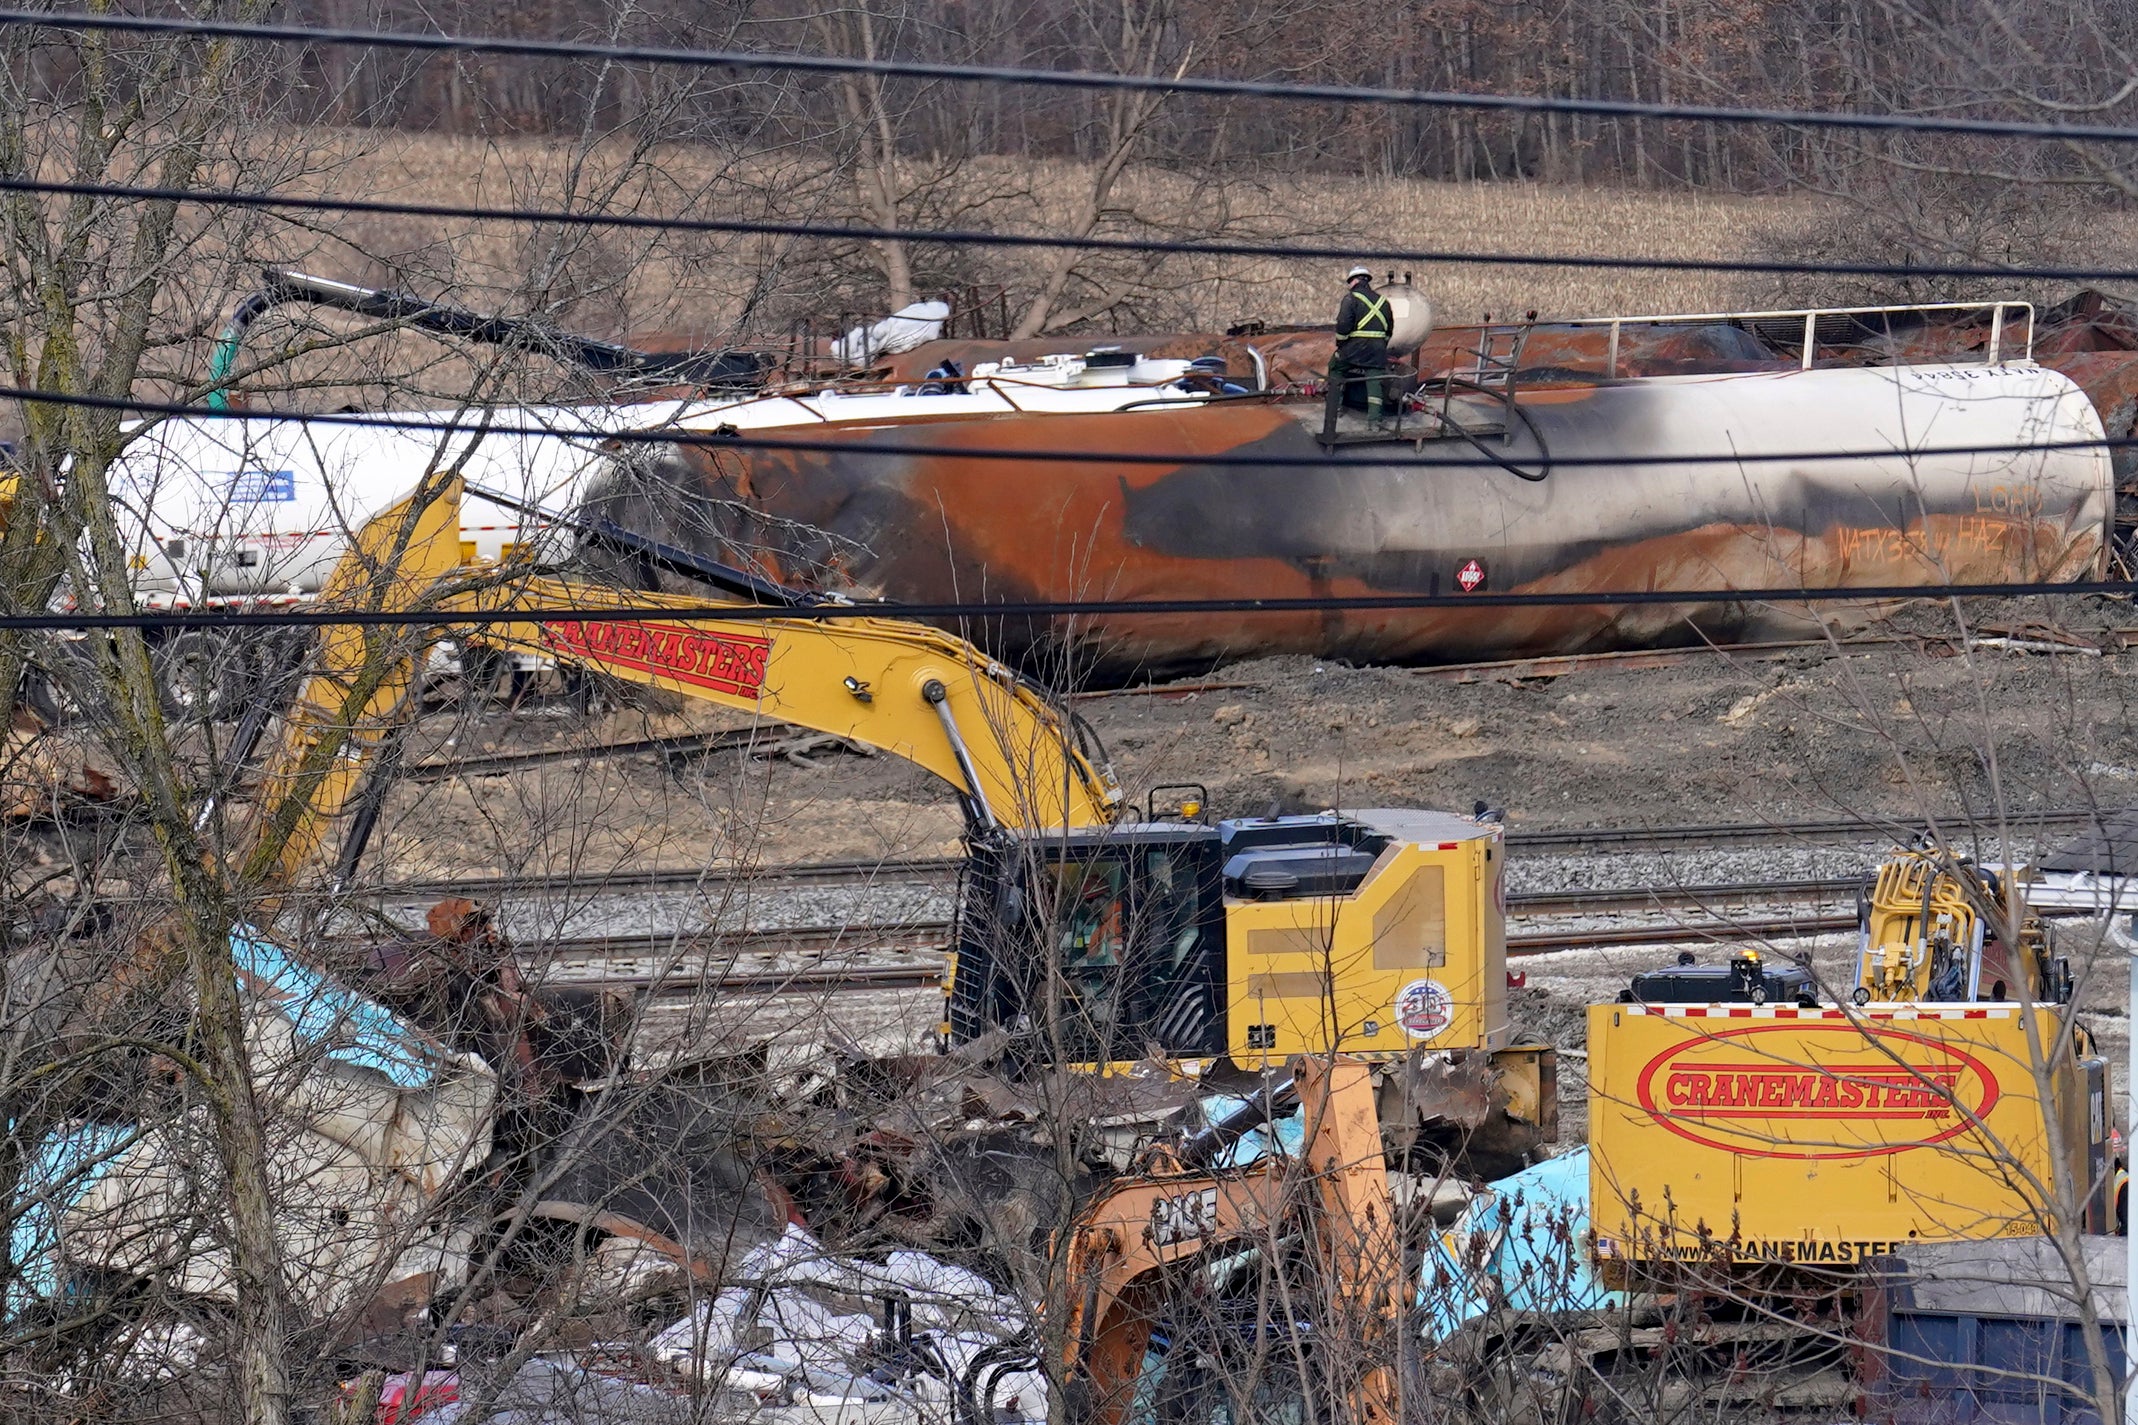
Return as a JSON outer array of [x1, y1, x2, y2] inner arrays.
[[1420, 1148, 1623, 1343], [11, 1121, 139, 1309], [229, 925, 453, 1088], [9, 930, 456, 1311], [1203, 1092, 1307, 1168]]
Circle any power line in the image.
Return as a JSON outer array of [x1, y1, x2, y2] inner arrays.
[[4, 579, 2134, 634], [7, 173, 2138, 287], [9, 9, 2138, 147], [3, 381, 2129, 475]]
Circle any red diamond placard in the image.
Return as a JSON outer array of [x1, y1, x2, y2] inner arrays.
[[1456, 558, 1486, 593]]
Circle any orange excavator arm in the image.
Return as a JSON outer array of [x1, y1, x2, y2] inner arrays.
[[1056, 1056, 1401, 1425]]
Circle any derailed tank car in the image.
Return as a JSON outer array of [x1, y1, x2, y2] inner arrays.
[[583, 302, 2112, 681]]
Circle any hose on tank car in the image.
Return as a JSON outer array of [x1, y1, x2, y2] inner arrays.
[[1433, 374, 1552, 483]]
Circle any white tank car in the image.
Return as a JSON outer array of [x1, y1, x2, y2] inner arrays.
[[79, 360, 1227, 715], [64, 401, 732, 718], [102, 401, 723, 608], [101, 354, 1229, 612]]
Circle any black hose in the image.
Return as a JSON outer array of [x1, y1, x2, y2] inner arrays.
[[231, 268, 772, 387], [1069, 708, 1111, 776], [1433, 375, 1552, 482], [1180, 1075, 1299, 1168], [955, 1339, 1040, 1425]]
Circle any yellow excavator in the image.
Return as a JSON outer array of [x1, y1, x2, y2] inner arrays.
[[33, 470, 1550, 1329], [224, 474, 1553, 1166]]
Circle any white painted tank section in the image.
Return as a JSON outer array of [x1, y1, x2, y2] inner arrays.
[[103, 402, 716, 607], [1418, 361, 2114, 576], [101, 371, 1219, 608]]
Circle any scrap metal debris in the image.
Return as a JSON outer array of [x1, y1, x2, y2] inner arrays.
[[336, 1224, 1041, 1424], [2, 709, 126, 819]]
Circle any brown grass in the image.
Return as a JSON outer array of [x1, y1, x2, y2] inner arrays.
[[262, 129, 1825, 343], [2, 124, 1831, 432]]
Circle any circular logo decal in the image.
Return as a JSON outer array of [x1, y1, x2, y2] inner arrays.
[[1395, 979, 1454, 1040]]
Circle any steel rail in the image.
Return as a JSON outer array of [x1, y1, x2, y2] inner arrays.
[[1509, 913, 1861, 952], [534, 954, 947, 997], [358, 809, 2093, 902], [509, 894, 1864, 961], [501, 908, 1865, 997], [372, 857, 966, 902], [405, 725, 773, 782], [375, 870, 1862, 908], [1505, 810, 2096, 852], [400, 722, 881, 783], [1509, 879, 1862, 915]]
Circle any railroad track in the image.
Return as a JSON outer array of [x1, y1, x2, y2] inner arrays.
[[545, 959, 946, 996], [1508, 913, 1859, 952], [403, 724, 876, 783], [515, 915, 1862, 996], [372, 856, 965, 902], [1508, 878, 1859, 915], [1504, 810, 2097, 853], [360, 812, 2096, 904], [502, 879, 1870, 997]]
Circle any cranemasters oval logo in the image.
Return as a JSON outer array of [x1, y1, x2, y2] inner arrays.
[[1634, 1023, 2001, 1161], [1395, 979, 1454, 1040]]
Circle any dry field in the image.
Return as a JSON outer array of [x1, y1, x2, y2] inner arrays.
[[179, 126, 1831, 387]]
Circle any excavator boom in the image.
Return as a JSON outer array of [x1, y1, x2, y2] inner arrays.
[[450, 575, 1119, 832], [236, 475, 1121, 903]]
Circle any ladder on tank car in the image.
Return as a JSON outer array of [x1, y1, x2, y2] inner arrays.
[[1444, 319, 1532, 444]]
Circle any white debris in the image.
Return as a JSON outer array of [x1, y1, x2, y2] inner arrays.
[[647, 1221, 1040, 1422], [115, 1316, 210, 1382], [831, 302, 952, 366]]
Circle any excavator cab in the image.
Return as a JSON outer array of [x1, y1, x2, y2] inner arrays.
[[951, 824, 1230, 1066], [949, 808, 1526, 1077]]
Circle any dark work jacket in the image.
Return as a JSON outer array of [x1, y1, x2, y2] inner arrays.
[[1334, 282, 1393, 366]]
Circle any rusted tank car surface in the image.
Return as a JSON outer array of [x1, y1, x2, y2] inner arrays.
[[586, 362, 2110, 680]]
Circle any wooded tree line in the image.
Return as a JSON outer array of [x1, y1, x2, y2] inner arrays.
[[94, 0, 2138, 193]]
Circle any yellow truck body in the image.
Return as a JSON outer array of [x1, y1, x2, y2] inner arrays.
[[1587, 1001, 2109, 1274]]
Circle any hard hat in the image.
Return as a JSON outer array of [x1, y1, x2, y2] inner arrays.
[[1346, 265, 1372, 281]]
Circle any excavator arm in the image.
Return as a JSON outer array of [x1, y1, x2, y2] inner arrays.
[[1856, 849, 2073, 1006], [235, 475, 1121, 902], [440, 576, 1119, 833], [1056, 1056, 1400, 1425]]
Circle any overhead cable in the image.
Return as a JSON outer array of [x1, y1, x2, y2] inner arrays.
[[8, 8, 2138, 146], [8, 174, 2138, 287]]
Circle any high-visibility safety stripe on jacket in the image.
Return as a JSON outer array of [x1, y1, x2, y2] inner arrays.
[[1343, 292, 1391, 340]]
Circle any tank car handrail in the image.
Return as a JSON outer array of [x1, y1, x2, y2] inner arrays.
[[1571, 300, 2035, 375]]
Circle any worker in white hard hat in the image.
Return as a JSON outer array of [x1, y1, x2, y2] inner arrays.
[[1328, 266, 1393, 433]]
